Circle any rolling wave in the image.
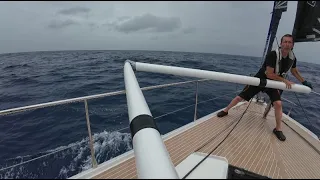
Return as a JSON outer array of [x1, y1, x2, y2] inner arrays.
[[0, 131, 132, 179]]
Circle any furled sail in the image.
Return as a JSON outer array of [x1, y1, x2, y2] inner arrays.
[[292, 1, 320, 42], [262, 1, 288, 59]]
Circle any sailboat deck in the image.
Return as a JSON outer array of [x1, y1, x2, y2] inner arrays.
[[91, 101, 320, 179]]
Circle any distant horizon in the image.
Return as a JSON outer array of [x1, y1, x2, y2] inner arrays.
[[0, 48, 262, 58], [2, 48, 320, 65]]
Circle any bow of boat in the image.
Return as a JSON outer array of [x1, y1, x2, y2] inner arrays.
[[70, 98, 320, 179]]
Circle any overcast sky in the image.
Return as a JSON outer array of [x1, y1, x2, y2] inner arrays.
[[0, 1, 319, 63]]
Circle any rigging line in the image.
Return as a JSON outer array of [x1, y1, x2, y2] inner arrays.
[[193, 114, 240, 153], [288, 75, 315, 128], [117, 90, 242, 132], [311, 91, 320, 96], [293, 91, 316, 132], [182, 98, 254, 179], [193, 87, 249, 152]]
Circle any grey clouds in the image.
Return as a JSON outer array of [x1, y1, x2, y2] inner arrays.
[[0, 1, 319, 64], [58, 7, 91, 15], [48, 19, 79, 29], [110, 13, 182, 33]]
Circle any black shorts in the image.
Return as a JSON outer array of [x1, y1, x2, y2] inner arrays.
[[238, 85, 283, 103]]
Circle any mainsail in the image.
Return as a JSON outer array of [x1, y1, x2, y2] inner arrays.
[[292, 1, 320, 42]]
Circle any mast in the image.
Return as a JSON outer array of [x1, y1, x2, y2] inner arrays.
[[262, 1, 288, 60]]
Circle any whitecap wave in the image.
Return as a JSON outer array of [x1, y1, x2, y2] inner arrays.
[[0, 130, 132, 179]]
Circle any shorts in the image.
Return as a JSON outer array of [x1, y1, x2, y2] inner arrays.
[[238, 85, 283, 103]]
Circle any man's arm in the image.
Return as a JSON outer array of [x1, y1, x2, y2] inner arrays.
[[265, 66, 287, 82], [290, 67, 305, 83], [265, 66, 294, 89], [291, 67, 313, 89]]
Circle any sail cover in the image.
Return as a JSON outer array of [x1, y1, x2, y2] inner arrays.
[[292, 1, 320, 42]]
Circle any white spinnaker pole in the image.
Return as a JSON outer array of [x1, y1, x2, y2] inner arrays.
[[134, 61, 311, 94], [123, 60, 311, 179], [124, 61, 179, 179]]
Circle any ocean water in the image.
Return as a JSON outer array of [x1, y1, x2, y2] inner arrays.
[[0, 50, 319, 179]]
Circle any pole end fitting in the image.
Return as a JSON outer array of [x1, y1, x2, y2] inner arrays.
[[125, 60, 136, 71]]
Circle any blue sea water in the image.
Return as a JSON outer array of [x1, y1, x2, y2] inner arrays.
[[0, 50, 319, 178]]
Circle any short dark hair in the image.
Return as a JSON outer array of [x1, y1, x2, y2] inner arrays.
[[281, 34, 294, 43]]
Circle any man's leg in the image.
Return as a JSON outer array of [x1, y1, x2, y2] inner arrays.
[[266, 89, 286, 141], [263, 89, 284, 118], [217, 85, 261, 117], [273, 100, 283, 131], [223, 96, 244, 112]]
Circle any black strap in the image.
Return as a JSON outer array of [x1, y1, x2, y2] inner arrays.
[[129, 114, 159, 138], [258, 79, 267, 87]]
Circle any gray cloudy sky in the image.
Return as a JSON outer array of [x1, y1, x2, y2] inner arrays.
[[0, 1, 319, 63]]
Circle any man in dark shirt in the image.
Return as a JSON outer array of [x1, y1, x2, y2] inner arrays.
[[216, 34, 313, 141]]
